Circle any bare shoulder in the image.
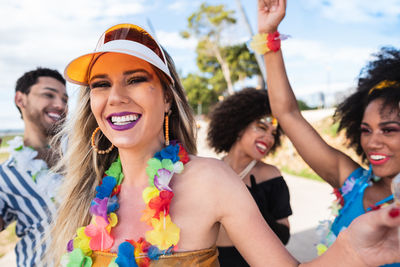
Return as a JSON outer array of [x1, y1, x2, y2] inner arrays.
[[173, 155, 249, 221], [183, 155, 239, 185], [177, 155, 248, 200], [252, 161, 282, 183]]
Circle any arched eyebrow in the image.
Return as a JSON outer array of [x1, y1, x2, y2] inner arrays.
[[88, 74, 107, 82], [379, 121, 400, 127], [89, 69, 151, 82], [123, 69, 150, 76], [361, 121, 400, 128]]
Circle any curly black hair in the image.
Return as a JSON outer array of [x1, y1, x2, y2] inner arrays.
[[207, 87, 282, 154], [334, 46, 400, 162]]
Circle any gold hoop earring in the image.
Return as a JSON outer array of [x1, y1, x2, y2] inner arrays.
[[164, 112, 170, 146], [91, 127, 114, 154]]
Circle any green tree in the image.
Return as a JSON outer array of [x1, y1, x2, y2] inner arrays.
[[196, 42, 260, 93], [181, 3, 236, 95], [297, 99, 316, 111], [181, 73, 219, 115]]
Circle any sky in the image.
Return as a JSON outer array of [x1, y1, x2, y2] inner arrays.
[[0, 0, 399, 131]]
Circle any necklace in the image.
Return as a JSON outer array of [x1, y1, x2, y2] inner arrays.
[[316, 167, 392, 255], [238, 160, 257, 180], [62, 142, 190, 267], [7, 136, 61, 201]]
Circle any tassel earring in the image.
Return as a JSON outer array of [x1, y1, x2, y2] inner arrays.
[[164, 112, 170, 146], [91, 127, 114, 154]]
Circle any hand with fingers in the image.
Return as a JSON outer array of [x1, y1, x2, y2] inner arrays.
[[257, 0, 286, 34], [344, 205, 400, 266]]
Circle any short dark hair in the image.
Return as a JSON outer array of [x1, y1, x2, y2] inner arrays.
[[207, 87, 282, 154], [334, 46, 400, 162], [15, 67, 66, 115]]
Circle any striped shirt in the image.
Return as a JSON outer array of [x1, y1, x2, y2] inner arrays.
[[0, 143, 62, 267]]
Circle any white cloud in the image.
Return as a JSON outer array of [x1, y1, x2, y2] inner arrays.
[[0, 0, 152, 131], [0, 0, 151, 89], [281, 38, 377, 100], [157, 30, 197, 50], [301, 0, 400, 23], [284, 39, 374, 66], [167, 0, 189, 12]]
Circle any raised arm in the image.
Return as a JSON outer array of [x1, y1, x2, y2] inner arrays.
[[257, 0, 358, 187]]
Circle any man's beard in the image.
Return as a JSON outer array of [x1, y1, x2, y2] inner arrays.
[[25, 108, 65, 137], [48, 117, 66, 136]]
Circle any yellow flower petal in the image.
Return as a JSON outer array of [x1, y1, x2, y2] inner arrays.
[[74, 227, 92, 255], [250, 33, 270, 54], [143, 186, 160, 204], [109, 213, 118, 227], [145, 214, 180, 250], [316, 243, 328, 255]]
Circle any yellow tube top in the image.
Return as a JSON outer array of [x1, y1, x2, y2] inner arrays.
[[91, 246, 219, 267]]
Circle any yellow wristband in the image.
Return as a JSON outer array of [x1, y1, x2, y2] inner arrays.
[[249, 31, 283, 55]]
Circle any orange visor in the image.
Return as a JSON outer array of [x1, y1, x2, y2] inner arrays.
[[64, 24, 173, 86]]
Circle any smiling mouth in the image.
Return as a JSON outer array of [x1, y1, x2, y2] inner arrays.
[[110, 114, 139, 125], [369, 154, 390, 165], [46, 112, 62, 121], [107, 113, 141, 131], [255, 142, 268, 154]]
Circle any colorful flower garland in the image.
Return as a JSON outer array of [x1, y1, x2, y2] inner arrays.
[[61, 142, 190, 267], [315, 169, 389, 256]]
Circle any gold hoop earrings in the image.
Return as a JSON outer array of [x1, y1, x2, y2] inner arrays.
[[91, 127, 114, 154], [165, 112, 170, 146]]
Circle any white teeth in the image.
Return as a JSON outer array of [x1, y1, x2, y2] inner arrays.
[[47, 112, 61, 120], [110, 114, 138, 125], [371, 154, 386, 160], [256, 143, 267, 151]]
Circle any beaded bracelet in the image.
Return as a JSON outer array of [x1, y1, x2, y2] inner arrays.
[[249, 31, 287, 55]]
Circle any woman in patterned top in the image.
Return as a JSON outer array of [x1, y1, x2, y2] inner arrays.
[[261, 0, 400, 265]]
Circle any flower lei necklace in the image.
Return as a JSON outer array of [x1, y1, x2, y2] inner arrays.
[[316, 167, 389, 256], [7, 136, 61, 201], [62, 141, 190, 267]]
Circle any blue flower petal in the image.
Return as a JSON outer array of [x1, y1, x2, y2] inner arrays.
[[156, 145, 180, 163], [107, 195, 119, 213], [147, 246, 161, 260], [95, 176, 117, 199], [115, 242, 138, 267]]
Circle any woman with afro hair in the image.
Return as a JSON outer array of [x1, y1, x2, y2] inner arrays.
[[263, 5, 400, 263], [207, 87, 292, 267]]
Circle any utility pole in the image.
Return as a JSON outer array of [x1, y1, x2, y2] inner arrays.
[[235, 0, 267, 89]]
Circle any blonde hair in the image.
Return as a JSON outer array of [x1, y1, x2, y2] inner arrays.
[[48, 50, 197, 264]]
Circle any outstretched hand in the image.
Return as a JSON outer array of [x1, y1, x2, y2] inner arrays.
[[257, 0, 286, 34], [345, 205, 400, 266]]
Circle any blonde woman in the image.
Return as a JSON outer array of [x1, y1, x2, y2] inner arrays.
[[49, 17, 400, 267]]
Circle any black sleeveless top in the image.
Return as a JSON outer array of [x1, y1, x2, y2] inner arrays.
[[218, 175, 292, 267]]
